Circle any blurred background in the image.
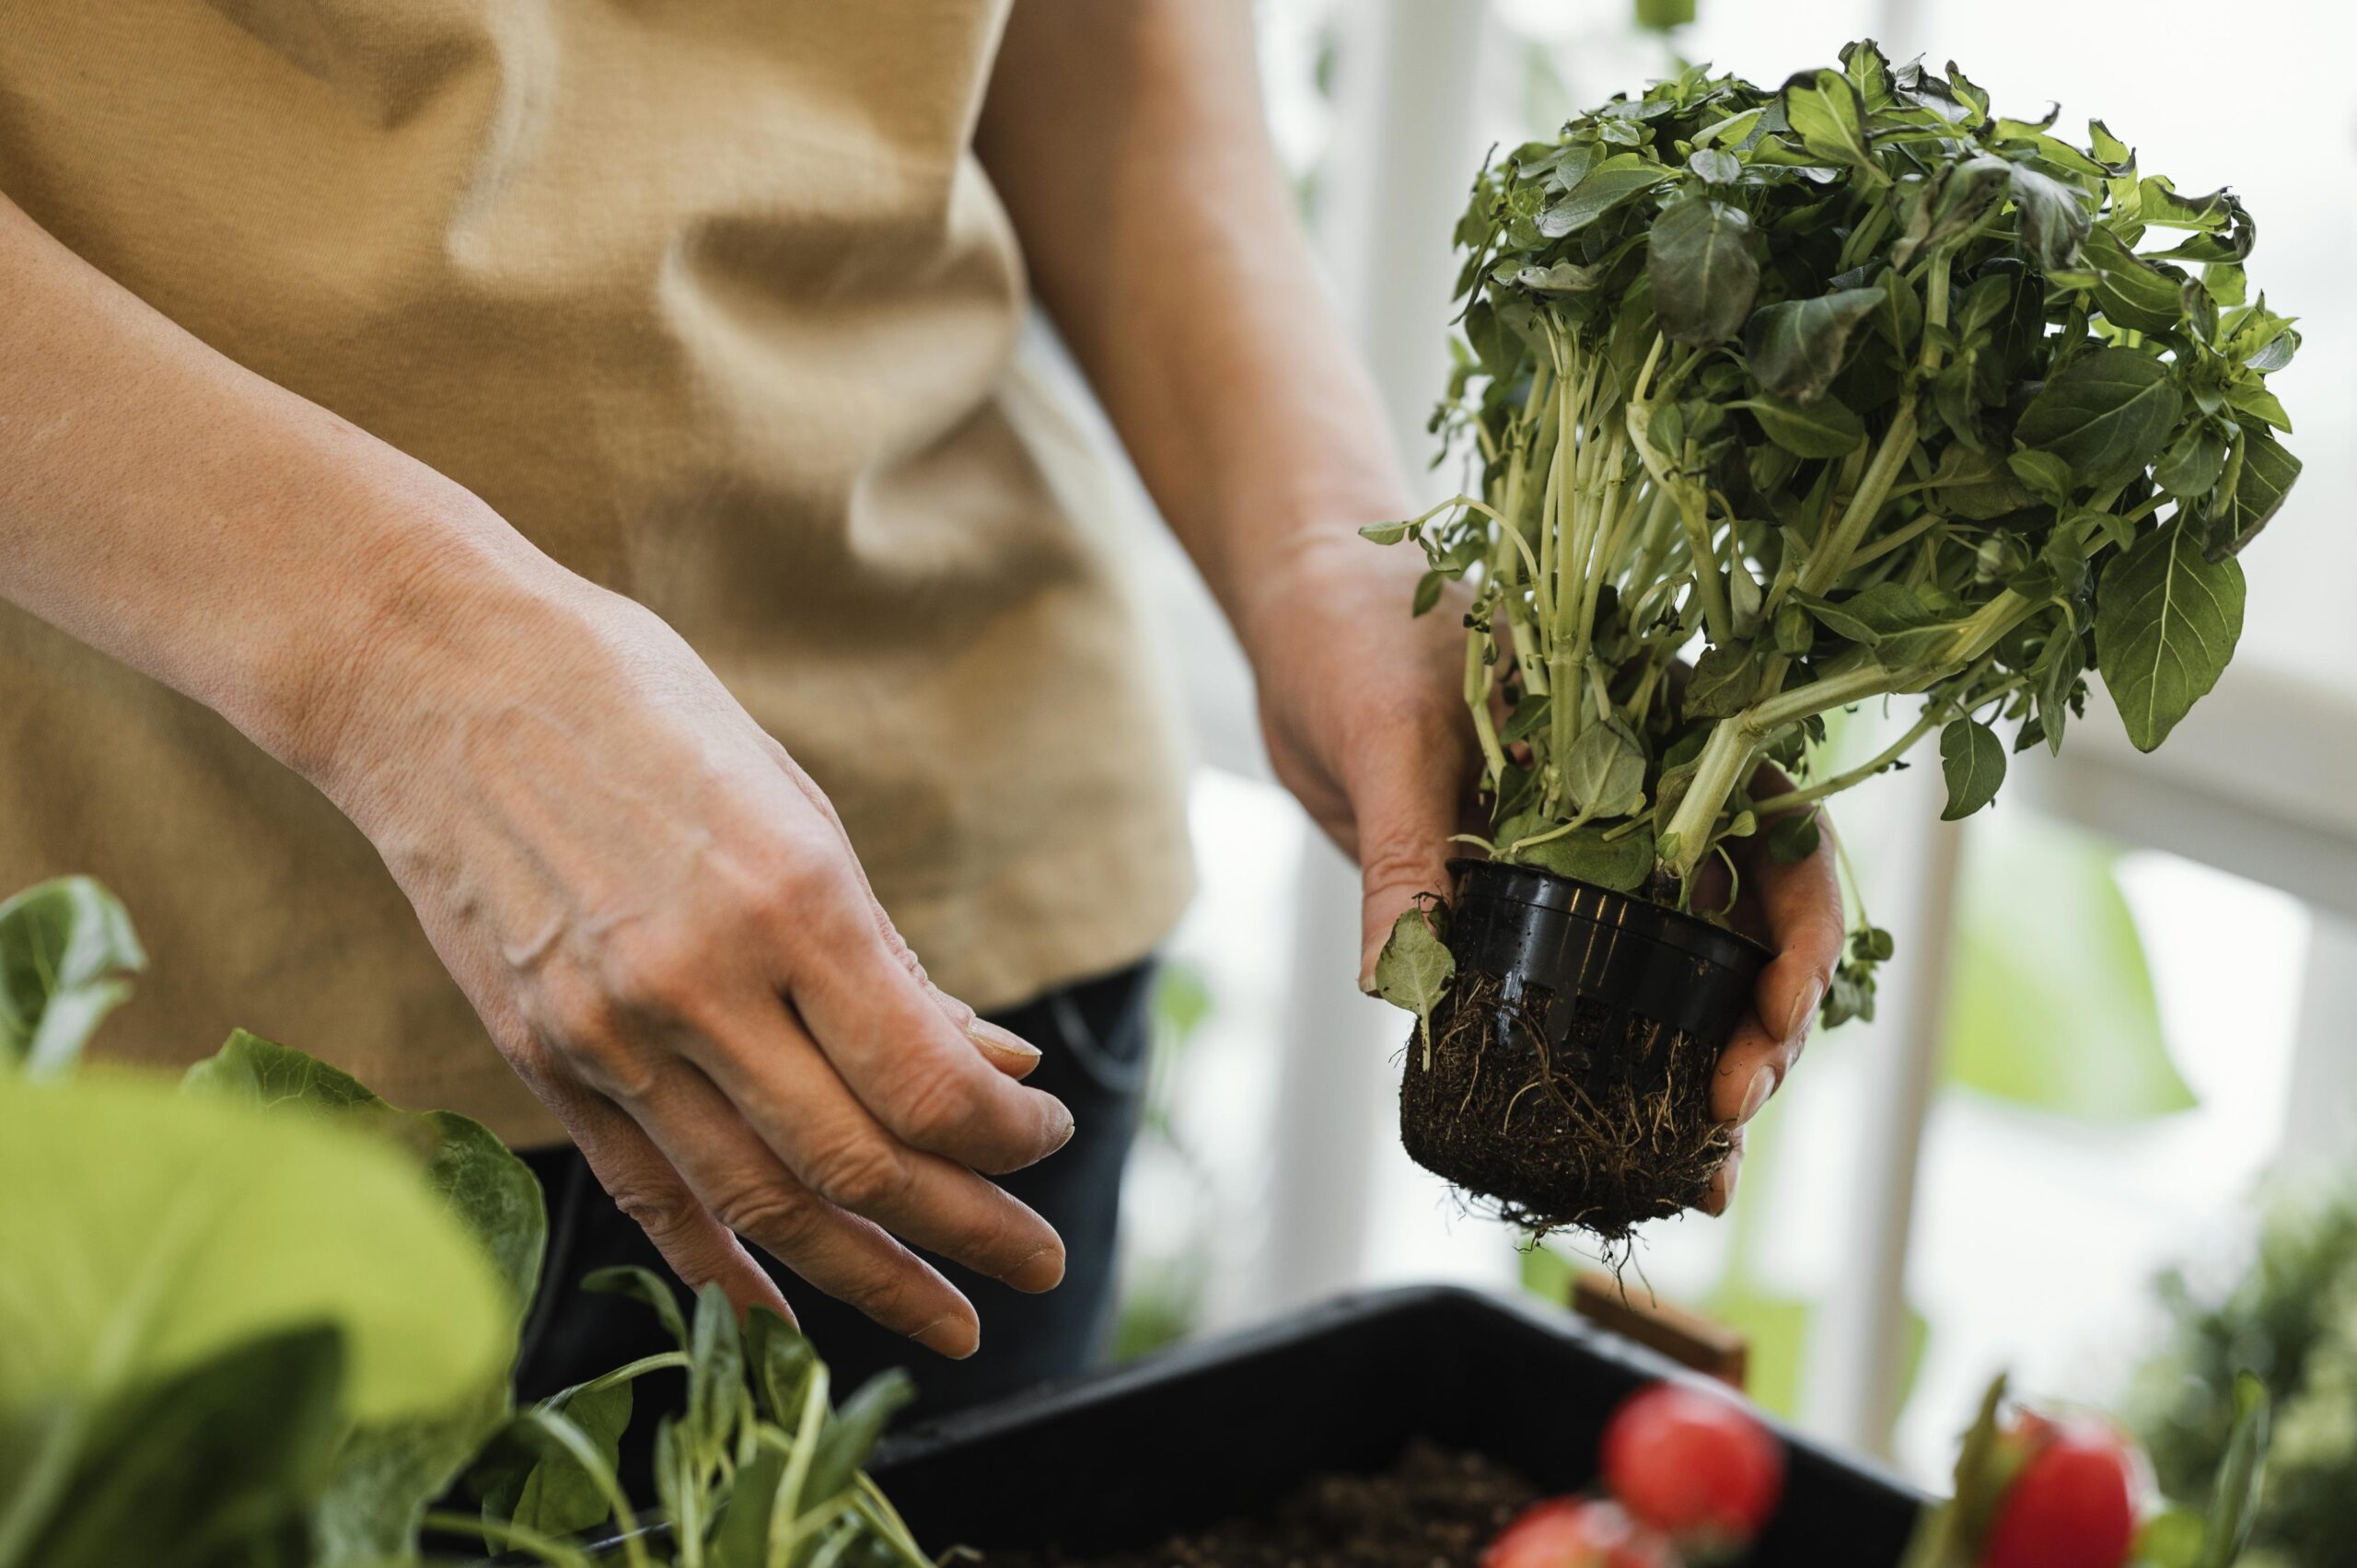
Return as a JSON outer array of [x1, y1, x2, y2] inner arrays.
[[1019, 0, 2357, 1489]]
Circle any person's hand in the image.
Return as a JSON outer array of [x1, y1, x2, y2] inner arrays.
[[1236, 528, 1843, 1216], [1231, 529, 1480, 989], [1701, 765, 1846, 1214], [309, 550, 1074, 1358]]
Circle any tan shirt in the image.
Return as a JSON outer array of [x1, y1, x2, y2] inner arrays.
[[0, 0, 1192, 1144]]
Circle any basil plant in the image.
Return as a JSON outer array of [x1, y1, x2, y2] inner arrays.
[[1365, 41, 2298, 1021]]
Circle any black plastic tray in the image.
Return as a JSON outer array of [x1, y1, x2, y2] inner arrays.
[[868, 1284, 1925, 1565]]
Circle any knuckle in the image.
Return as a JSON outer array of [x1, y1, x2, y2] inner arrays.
[[708, 1179, 822, 1253], [602, 922, 702, 1016], [891, 1067, 979, 1149], [610, 1179, 710, 1250], [800, 1132, 908, 1213]]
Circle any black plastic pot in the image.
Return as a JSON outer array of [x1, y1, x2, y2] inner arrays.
[[1397, 859, 1771, 1227], [523, 1286, 1923, 1565], [1440, 857, 1769, 1083], [865, 1285, 1923, 1565]]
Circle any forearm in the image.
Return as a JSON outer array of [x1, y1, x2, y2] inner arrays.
[[977, 0, 1411, 647], [0, 192, 576, 789]]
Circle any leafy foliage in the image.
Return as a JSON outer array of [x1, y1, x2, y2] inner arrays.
[[0, 876, 928, 1568], [184, 1028, 549, 1564], [2133, 1183, 2357, 1568], [0, 877, 144, 1079], [1367, 41, 2296, 1022]]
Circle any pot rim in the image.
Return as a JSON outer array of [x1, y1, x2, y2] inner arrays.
[[1446, 855, 1773, 973]]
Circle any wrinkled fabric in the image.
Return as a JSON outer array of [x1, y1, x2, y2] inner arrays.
[[0, 0, 1190, 1144]]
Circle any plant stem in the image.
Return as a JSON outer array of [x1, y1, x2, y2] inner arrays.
[[575, 1351, 691, 1398], [1747, 671, 2026, 817], [1800, 398, 1921, 595], [421, 1511, 593, 1568], [1661, 659, 1935, 880]]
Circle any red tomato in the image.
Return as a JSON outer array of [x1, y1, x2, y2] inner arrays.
[[1599, 1383, 1785, 1546], [1980, 1417, 2141, 1568], [1481, 1496, 1681, 1568]]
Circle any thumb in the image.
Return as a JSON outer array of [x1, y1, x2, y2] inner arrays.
[[1352, 753, 1461, 992]]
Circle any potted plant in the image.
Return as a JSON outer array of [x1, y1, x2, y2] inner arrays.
[[1368, 41, 2300, 1237]]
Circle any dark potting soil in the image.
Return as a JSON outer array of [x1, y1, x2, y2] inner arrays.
[[1399, 971, 1728, 1241], [975, 1440, 1538, 1568]]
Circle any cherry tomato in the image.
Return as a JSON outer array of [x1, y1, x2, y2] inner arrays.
[[1482, 1496, 1681, 1568], [1980, 1417, 2141, 1568], [1599, 1383, 1784, 1546]]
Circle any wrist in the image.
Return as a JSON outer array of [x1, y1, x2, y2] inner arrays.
[[1223, 490, 1418, 664], [255, 481, 596, 812]]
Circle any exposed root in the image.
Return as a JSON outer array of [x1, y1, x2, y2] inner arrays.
[[1399, 971, 1729, 1245]]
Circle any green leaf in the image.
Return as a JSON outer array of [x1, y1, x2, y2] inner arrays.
[[1562, 716, 1647, 818], [688, 1280, 746, 1458], [711, 1440, 789, 1568], [2153, 420, 2230, 503], [2222, 380, 2292, 434], [1357, 519, 1411, 545], [1411, 570, 1445, 617], [1938, 720, 2006, 819], [1945, 813, 2190, 1120], [1633, 0, 1695, 29], [2081, 224, 2185, 334], [1538, 154, 1667, 238], [1781, 69, 1877, 177], [176, 1028, 547, 1564], [2015, 346, 2182, 493], [1373, 904, 1455, 1051], [2095, 515, 2245, 751], [0, 876, 145, 1079], [1734, 391, 1864, 458], [805, 1368, 917, 1511], [2201, 432, 2299, 562], [1649, 196, 1759, 345], [185, 1029, 547, 1312], [2008, 160, 2091, 271], [745, 1306, 818, 1426], [1768, 809, 1821, 865], [14, 1326, 345, 1568], [1506, 820, 1655, 892], [2198, 1373, 2270, 1568], [584, 1263, 691, 1353], [1685, 147, 1740, 185], [481, 1404, 632, 1543], [0, 1070, 510, 1423], [1999, 449, 2072, 509], [1686, 641, 1759, 717], [1745, 287, 1886, 402]]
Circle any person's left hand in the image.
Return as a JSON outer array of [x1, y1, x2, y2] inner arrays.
[[1237, 528, 1847, 1217], [1233, 528, 1479, 992]]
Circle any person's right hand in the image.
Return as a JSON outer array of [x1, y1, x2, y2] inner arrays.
[[308, 545, 1073, 1358]]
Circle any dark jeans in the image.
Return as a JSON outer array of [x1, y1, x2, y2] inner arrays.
[[513, 960, 1155, 1430]]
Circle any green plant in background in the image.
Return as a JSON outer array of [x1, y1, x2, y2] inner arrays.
[[2133, 1183, 2357, 1568], [0, 877, 929, 1568]]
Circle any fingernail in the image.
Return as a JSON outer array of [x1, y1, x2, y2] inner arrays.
[[1715, 1146, 1745, 1211], [1738, 1065, 1776, 1126], [1002, 1243, 1067, 1294], [914, 1314, 981, 1360], [1784, 979, 1826, 1049], [968, 1017, 1044, 1078], [1046, 1098, 1077, 1155]]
